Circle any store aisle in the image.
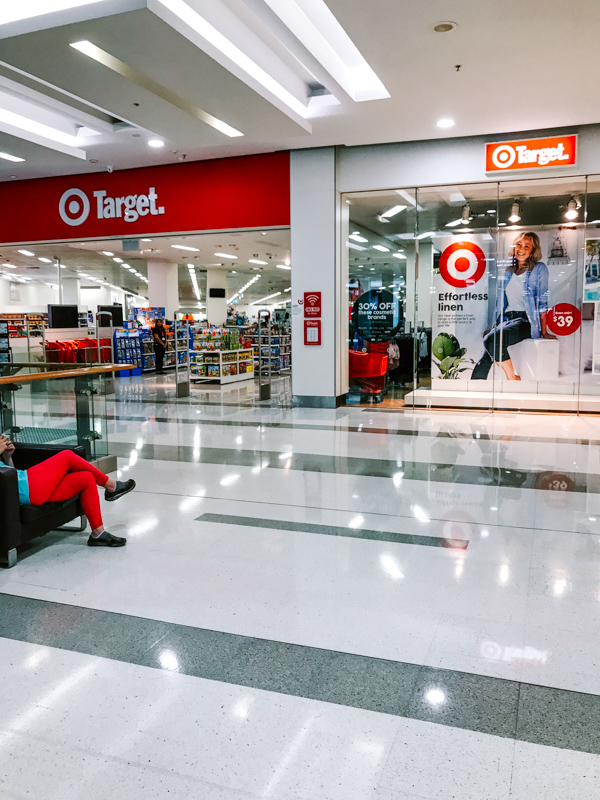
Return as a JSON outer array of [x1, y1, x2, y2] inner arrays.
[[1, 387, 600, 799]]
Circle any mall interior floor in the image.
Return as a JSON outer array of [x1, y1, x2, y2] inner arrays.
[[1, 375, 600, 799]]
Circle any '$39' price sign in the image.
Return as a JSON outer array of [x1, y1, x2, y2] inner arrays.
[[546, 303, 581, 336]]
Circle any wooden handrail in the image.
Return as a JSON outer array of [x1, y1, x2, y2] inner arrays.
[[0, 364, 134, 385]]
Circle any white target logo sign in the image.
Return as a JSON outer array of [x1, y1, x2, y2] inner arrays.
[[59, 188, 91, 227], [439, 241, 486, 288], [490, 144, 516, 169]]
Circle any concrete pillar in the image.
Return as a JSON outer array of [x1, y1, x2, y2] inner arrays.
[[148, 259, 179, 319], [290, 147, 348, 407], [62, 276, 80, 307], [206, 268, 228, 326]]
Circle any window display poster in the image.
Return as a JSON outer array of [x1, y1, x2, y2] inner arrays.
[[432, 237, 490, 379], [432, 227, 596, 385]]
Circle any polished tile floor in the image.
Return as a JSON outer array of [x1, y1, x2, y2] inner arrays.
[[2, 374, 600, 798]]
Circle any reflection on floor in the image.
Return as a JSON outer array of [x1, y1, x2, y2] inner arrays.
[[2, 371, 600, 799]]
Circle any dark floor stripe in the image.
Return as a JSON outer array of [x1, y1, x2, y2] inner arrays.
[[0, 591, 598, 754], [43, 408, 600, 446], [108, 441, 594, 493], [196, 512, 469, 550]]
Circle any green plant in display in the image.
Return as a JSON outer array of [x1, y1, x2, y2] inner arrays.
[[432, 332, 474, 379]]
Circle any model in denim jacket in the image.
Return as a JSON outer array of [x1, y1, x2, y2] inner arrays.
[[472, 232, 556, 381]]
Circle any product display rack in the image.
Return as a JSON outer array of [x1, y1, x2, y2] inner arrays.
[[0, 313, 47, 338], [114, 327, 191, 372], [246, 332, 291, 374], [190, 348, 254, 384]]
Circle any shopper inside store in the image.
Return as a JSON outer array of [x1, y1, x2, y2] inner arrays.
[[1, 4, 600, 800]]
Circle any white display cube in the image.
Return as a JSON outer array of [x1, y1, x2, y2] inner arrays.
[[507, 338, 559, 381]]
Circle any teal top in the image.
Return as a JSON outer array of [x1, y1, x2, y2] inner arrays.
[[16, 469, 30, 505]]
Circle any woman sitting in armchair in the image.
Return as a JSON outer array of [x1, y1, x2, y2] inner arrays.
[[0, 435, 134, 547]]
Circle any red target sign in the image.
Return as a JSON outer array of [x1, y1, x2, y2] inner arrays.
[[546, 303, 581, 336], [439, 241, 486, 288]]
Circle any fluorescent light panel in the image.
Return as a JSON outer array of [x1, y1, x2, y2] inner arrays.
[[150, 2, 310, 121], [70, 40, 243, 138], [0, 0, 104, 26], [172, 245, 199, 252], [0, 151, 24, 162], [214, 252, 238, 259], [381, 204, 407, 218], [261, 0, 389, 102], [251, 291, 281, 305]]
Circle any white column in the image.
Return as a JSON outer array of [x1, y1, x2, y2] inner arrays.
[[290, 147, 347, 407], [148, 259, 179, 319], [206, 268, 228, 325], [61, 276, 80, 306]]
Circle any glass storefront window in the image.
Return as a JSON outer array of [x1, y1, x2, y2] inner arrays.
[[344, 174, 600, 413]]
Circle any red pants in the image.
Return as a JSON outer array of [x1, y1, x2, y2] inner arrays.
[[28, 451, 109, 530]]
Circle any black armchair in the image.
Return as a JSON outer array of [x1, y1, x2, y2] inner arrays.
[[0, 443, 87, 568]]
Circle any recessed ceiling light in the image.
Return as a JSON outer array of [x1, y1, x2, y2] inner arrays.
[[0, 152, 25, 163], [141, 238, 152, 242], [148, 139, 165, 148], [18, 249, 35, 256], [214, 252, 238, 259], [437, 118, 455, 129], [248, 259, 267, 265], [38, 257, 53, 263], [3, 263, 17, 268], [434, 21, 457, 33], [172, 245, 200, 252], [102, 251, 114, 256], [349, 233, 369, 243], [276, 265, 291, 270], [113, 257, 123, 263], [392, 253, 407, 259], [373, 245, 390, 252], [231, 270, 237, 274]]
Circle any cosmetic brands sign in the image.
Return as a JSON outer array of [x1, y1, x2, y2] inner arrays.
[[485, 135, 577, 173], [0, 151, 290, 244]]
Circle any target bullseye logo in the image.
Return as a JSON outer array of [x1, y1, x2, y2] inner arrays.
[[59, 188, 90, 227], [490, 144, 516, 169], [439, 241, 486, 288]]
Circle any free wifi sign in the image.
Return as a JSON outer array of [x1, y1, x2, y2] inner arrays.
[[304, 291, 321, 317]]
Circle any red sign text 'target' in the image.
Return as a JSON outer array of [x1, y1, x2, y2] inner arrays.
[[485, 135, 577, 173], [0, 151, 290, 245]]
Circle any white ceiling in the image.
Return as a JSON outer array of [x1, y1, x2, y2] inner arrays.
[[0, 228, 291, 304], [0, 1, 599, 182]]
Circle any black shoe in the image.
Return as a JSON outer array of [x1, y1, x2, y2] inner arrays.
[[87, 531, 127, 547], [105, 478, 136, 502]]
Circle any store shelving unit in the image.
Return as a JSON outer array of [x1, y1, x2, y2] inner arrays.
[[247, 332, 291, 374], [114, 327, 190, 372], [0, 313, 47, 338], [190, 348, 254, 384]]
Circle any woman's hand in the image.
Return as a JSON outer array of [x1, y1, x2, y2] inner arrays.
[[0, 435, 15, 459]]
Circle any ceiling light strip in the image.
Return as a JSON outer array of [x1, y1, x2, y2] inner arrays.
[[151, 0, 311, 128], [70, 41, 243, 138], [261, 0, 389, 102], [0, 107, 86, 159]]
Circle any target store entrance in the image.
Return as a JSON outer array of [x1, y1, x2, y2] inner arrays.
[[345, 175, 600, 413]]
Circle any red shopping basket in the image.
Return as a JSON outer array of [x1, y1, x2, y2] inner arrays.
[[349, 350, 388, 379]]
